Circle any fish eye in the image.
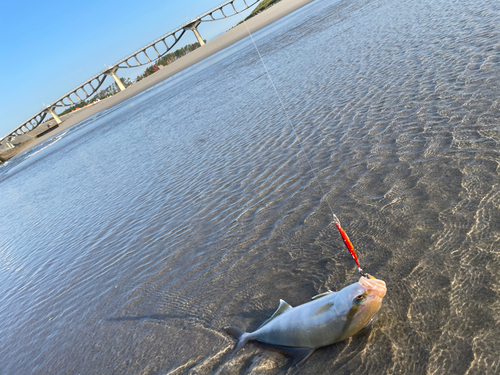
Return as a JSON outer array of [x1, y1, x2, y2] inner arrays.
[[354, 295, 365, 303]]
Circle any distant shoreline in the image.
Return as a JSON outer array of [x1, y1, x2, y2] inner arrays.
[[2, 0, 314, 161]]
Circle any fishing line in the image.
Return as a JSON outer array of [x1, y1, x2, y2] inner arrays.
[[240, 14, 367, 277]]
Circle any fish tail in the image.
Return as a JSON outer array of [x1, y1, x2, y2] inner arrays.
[[224, 326, 250, 353]]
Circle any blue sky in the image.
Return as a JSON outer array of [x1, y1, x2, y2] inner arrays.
[[0, 0, 258, 136]]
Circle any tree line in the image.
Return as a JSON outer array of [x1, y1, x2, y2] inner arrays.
[[238, 0, 282, 24], [135, 41, 204, 82]]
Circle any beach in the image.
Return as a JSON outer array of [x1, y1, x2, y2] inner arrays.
[[6, 0, 313, 159], [1, 0, 499, 373]]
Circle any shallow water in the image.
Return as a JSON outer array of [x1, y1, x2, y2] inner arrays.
[[1, 0, 500, 373]]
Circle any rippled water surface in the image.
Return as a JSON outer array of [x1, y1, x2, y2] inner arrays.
[[1, 0, 500, 373]]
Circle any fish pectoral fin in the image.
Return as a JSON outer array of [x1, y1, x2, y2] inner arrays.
[[257, 299, 293, 329], [314, 301, 334, 315], [311, 290, 335, 300], [254, 341, 314, 366]]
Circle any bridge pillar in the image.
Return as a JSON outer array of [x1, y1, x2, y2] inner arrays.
[[47, 107, 62, 124], [184, 21, 205, 46], [107, 68, 126, 91]]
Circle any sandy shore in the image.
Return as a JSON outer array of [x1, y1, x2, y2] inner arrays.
[[5, 0, 313, 159]]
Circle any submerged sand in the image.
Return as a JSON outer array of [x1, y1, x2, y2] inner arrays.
[[7, 0, 313, 158]]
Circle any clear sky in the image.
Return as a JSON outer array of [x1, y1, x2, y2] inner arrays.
[[0, 0, 258, 137]]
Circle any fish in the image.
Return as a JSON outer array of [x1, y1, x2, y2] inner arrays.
[[225, 275, 387, 365]]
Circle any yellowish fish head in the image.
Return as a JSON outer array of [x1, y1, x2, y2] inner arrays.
[[352, 275, 386, 320], [337, 275, 387, 341], [357, 275, 387, 305]]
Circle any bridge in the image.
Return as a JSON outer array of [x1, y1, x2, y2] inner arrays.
[[0, 0, 259, 149]]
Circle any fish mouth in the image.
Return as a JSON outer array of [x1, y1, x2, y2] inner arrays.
[[359, 276, 387, 298]]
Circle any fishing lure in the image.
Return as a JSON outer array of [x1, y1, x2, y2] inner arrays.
[[333, 215, 368, 277]]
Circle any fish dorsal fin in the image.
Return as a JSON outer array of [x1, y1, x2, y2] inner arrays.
[[311, 290, 335, 300], [257, 299, 293, 329], [315, 301, 334, 315]]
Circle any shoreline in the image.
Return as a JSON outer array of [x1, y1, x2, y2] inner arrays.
[[3, 0, 314, 160]]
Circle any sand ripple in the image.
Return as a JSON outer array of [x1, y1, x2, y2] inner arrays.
[[0, 0, 499, 374]]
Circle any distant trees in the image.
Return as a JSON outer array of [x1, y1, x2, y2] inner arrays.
[[108, 77, 132, 94], [145, 64, 160, 77], [59, 77, 132, 116], [59, 101, 90, 116], [135, 41, 204, 82], [58, 41, 204, 116], [158, 41, 203, 66], [238, 0, 281, 24]]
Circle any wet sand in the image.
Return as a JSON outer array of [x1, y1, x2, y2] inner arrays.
[[8, 0, 314, 158], [2, 0, 500, 373]]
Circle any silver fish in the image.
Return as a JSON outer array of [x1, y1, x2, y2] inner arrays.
[[225, 276, 387, 365]]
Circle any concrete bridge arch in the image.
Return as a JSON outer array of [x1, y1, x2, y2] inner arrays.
[[1, 0, 261, 147]]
